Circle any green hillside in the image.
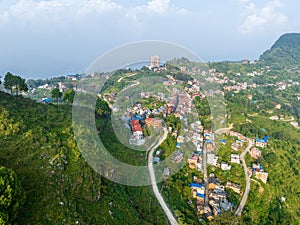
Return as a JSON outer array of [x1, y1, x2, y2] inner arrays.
[[260, 33, 300, 67], [0, 91, 167, 225]]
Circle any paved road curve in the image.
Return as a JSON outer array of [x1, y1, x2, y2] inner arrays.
[[235, 138, 253, 216], [214, 126, 252, 216], [148, 128, 178, 225]]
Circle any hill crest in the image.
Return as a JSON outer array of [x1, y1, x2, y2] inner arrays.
[[260, 33, 300, 66]]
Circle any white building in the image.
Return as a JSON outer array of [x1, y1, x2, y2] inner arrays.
[[221, 162, 231, 171], [207, 153, 218, 166]]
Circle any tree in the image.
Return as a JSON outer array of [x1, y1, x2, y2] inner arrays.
[[209, 212, 245, 224], [3, 72, 14, 94], [62, 88, 75, 104], [264, 152, 278, 164], [3, 72, 27, 95], [18, 77, 28, 94], [51, 88, 62, 105], [268, 199, 294, 223], [0, 166, 25, 224], [95, 99, 111, 117]]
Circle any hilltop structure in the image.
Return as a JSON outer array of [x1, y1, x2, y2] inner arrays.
[[150, 55, 160, 68]]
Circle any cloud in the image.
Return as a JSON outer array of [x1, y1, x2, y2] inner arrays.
[[126, 0, 188, 22], [0, 0, 190, 35], [0, 0, 122, 25], [147, 0, 172, 14], [238, 0, 287, 33], [76, 0, 122, 16]]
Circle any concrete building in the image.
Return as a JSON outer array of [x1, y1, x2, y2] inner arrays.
[[150, 55, 160, 68], [255, 138, 268, 148], [250, 147, 262, 160], [207, 153, 218, 166], [221, 162, 231, 171], [255, 172, 269, 183], [226, 181, 242, 194]]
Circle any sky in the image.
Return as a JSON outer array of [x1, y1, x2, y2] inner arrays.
[[0, 0, 299, 79]]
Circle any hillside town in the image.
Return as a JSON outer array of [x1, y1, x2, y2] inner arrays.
[[96, 56, 272, 222], [24, 55, 279, 222]]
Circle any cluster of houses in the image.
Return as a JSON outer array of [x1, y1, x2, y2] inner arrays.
[[207, 65, 299, 94], [122, 82, 201, 166], [206, 131, 248, 169], [35, 74, 80, 92], [121, 101, 166, 146], [117, 78, 199, 164], [270, 115, 299, 129], [189, 174, 234, 221], [27, 74, 81, 103], [160, 81, 207, 165], [207, 153, 242, 169], [207, 65, 300, 129], [250, 139, 269, 183], [188, 120, 224, 165], [187, 122, 206, 170]]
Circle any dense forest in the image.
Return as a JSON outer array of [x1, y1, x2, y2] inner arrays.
[[260, 33, 300, 68], [0, 91, 167, 225]]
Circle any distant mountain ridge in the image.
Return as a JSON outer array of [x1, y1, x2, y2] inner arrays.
[[260, 33, 300, 67]]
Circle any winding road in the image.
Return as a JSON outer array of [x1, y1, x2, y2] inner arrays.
[[117, 72, 137, 83], [214, 125, 252, 217], [235, 138, 253, 216], [104, 73, 177, 224], [148, 128, 178, 225]]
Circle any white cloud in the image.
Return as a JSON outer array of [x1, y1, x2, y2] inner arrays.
[[0, 0, 189, 32], [147, 0, 171, 14], [239, 0, 287, 33], [0, 0, 122, 25], [126, 0, 188, 22], [76, 0, 122, 16]]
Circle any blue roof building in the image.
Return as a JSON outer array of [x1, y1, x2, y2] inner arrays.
[[196, 193, 206, 199], [264, 135, 270, 142], [256, 138, 266, 143], [41, 98, 52, 103], [130, 115, 143, 121], [256, 136, 270, 143], [190, 183, 202, 188]]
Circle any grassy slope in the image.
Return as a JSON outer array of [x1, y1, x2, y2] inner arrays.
[[0, 92, 167, 225], [234, 115, 300, 224]]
